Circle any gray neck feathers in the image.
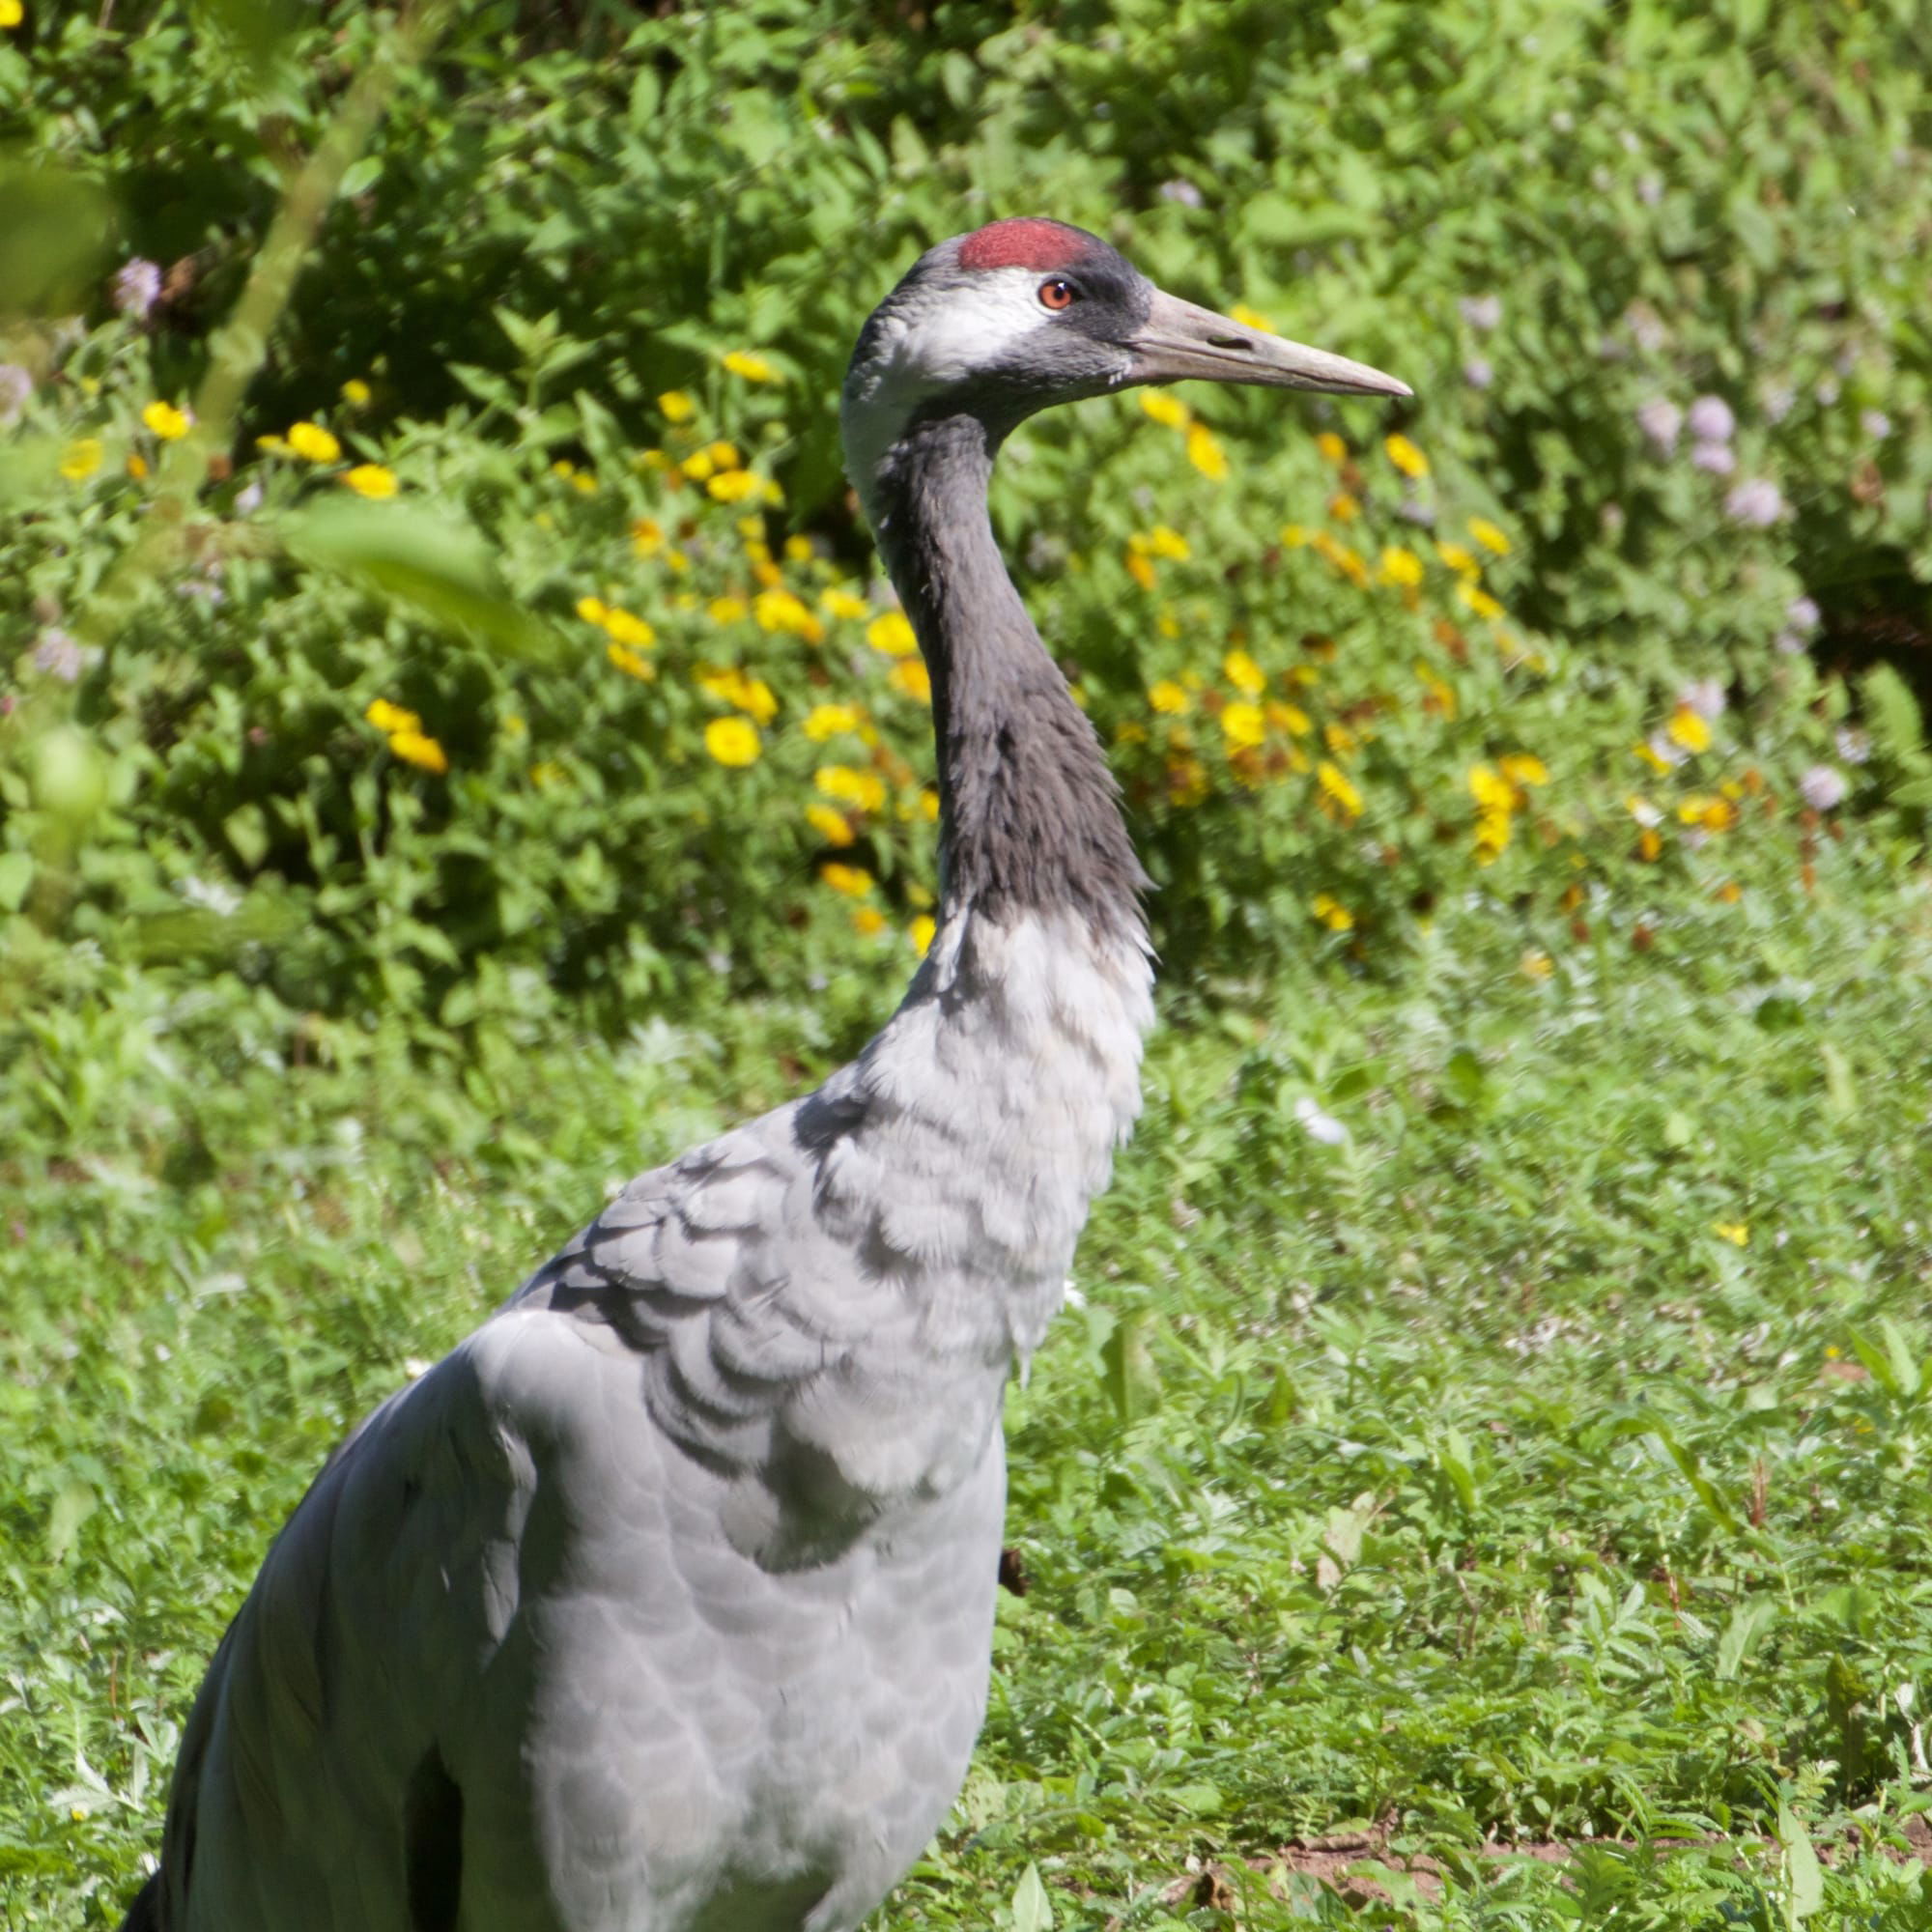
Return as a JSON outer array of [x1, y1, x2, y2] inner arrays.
[[865, 412, 1148, 938]]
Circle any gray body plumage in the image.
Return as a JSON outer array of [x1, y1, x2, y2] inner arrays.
[[128, 219, 1404, 1932]]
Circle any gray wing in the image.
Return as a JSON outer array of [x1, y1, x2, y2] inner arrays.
[[147, 1086, 1007, 1930]]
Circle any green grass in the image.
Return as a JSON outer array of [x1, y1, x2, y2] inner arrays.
[[6, 833, 1932, 1930]]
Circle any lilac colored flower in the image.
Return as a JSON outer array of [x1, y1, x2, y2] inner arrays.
[[1636, 398, 1682, 452], [1688, 395, 1735, 443], [1786, 596, 1820, 633], [1815, 376, 1840, 406], [1762, 383, 1796, 424], [33, 630, 97, 682], [1459, 294, 1502, 331], [1678, 678, 1725, 721], [1647, 729, 1690, 769], [112, 257, 162, 320], [1637, 174, 1663, 206], [1396, 496, 1438, 527], [1724, 477, 1784, 526], [1691, 440, 1737, 476], [1774, 629, 1806, 656], [1861, 410, 1892, 440], [1626, 306, 1666, 353], [233, 479, 264, 516], [1835, 726, 1871, 766], [1463, 356, 1493, 389], [1294, 1096, 1349, 1146], [0, 364, 31, 427], [1620, 129, 1643, 155], [1601, 501, 1626, 536], [1799, 765, 1848, 810], [1157, 180, 1204, 208]]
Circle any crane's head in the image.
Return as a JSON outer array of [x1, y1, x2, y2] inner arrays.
[[841, 217, 1409, 497]]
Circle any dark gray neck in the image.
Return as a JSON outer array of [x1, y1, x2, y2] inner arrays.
[[867, 412, 1147, 937]]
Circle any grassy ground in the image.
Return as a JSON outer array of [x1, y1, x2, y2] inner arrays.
[[5, 829, 1931, 1930]]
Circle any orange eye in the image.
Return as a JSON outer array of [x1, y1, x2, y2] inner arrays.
[[1037, 278, 1076, 311]]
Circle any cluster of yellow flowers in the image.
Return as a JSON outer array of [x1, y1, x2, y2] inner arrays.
[[1467, 754, 1550, 863], [364, 698, 447, 775]]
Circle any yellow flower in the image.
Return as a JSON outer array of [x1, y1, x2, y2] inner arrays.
[[142, 400, 191, 440], [1316, 760, 1362, 817], [1185, 422, 1228, 480], [0, 2, 23, 28], [1265, 700, 1311, 736], [1435, 541, 1480, 578], [569, 470, 598, 496], [696, 667, 776, 723], [605, 608, 655, 649], [1220, 701, 1265, 750], [820, 862, 875, 898], [608, 641, 655, 681], [341, 463, 397, 498], [1467, 763, 1515, 812], [1498, 753, 1549, 788], [889, 659, 931, 704], [1223, 648, 1265, 697], [910, 914, 937, 954], [1520, 950, 1553, 980], [703, 717, 761, 767], [852, 905, 888, 938], [816, 764, 886, 812], [783, 534, 815, 563], [1311, 893, 1354, 932], [1474, 808, 1513, 862], [680, 449, 716, 482], [1328, 492, 1360, 523], [920, 789, 939, 821], [1149, 679, 1189, 716], [658, 389, 696, 422], [1280, 523, 1309, 548], [1679, 794, 1736, 832], [753, 589, 824, 642], [707, 469, 760, 503], [1416, 664, 1458, 720], [722, 350, 779, 383], [551, 459, 578, 480], [387, 729, 448, 775], [255, 433, 290, 456], [1125, 551, 1157, 592], [528, 760, 567, 788], [1714, 1222, 1749, 1247], [575, 595, 608, 625], [1229, 301, 1274, 333], [866, 611, 918, 657], [1666, 706, 1712, 753], [60, 439, 104, 481], [341, 378, 372, 408], [1139, 391, 1190, 429], [1458, 581, 1504, 621], [806, 801, 856, 847], [1323, 721, 1356, 756], [631, 517, 665, 557], [1384, 433, 1429, 479], [701, 440, 739, 470], [821, 588, 869, 621], [127, 453, 149, 480], [803, 703, 863, 742], [1468, 516, 1511, 555], [1316, 432, 1348, 465], [286, 421, 341, 464], [365, 697, 422, 735], [1378, 545, 1424, 587], [707, 596, 749, 625]]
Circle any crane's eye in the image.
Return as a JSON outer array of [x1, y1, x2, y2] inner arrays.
[[1037, 278, 1077, 311]]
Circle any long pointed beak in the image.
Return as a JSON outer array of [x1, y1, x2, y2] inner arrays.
[[1126, 288, 1411, 398]]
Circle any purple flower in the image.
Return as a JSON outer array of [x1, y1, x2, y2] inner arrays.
[[1861, 410, 1892, 440], [1815, 376, 1840, 407], [1637, 174, 1663, 206], [1458, 295, 1502, 331], [1636, 398, 1682, 452], [1799, 765, 1848, 811], [112, 257, 162, 320], [1786, 596, 1821, 633], [1463, 356, 1493, 389], [1157, 180, 1204, 208], [1691, 441, 1737, 476], [1762, 383, 1796, 424], [0, 364, 31, 427], [1835, 727, 1871, 766], [1724, 477, 1784, 526], [1688, 395, 1735, 443], [1678, 678, 1726, 721], [33, 630, 98, 682]]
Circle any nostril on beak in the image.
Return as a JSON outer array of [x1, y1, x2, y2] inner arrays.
[[1208, 335, 1251, 352]]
